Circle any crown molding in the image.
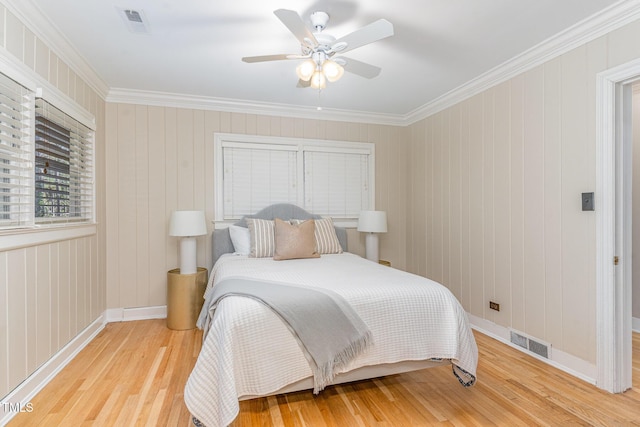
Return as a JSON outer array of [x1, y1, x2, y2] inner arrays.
[[11, 0, 638, 127], [106, 88, 406, 126], [403, 0, 640, 125], [108, 0, 640, 127], [3, 0, 110, 99]]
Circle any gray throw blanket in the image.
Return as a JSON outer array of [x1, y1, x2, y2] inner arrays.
[[198, 278, 372, 394]]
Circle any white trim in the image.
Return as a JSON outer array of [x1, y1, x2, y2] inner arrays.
[[0, 305, 168, 424], [105, 305, 167, 323], [0, 315, 106, 425], [5, 0, 638, 126], [468, 314, 597, 385], [212, 219, 358, 229], [106, 1, 640, 127], [0, 47, 37, 91], [4, 0, 110, 99], [633, 317, 640, 333], [106, 88, 404, 126], [213, 133, 375, 223], [36, 86, 95, 131], [405, 0, 640, 125], [0, 224, 97, 251], [595, 58, 640, 393]]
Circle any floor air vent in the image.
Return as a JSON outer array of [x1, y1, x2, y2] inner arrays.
[[509, 329, 551, 359]]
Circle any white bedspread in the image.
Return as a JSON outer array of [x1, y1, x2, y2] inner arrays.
[[184, 253, 478, 427]]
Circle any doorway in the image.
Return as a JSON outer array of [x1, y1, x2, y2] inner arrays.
[[595, 58, 640, 393]]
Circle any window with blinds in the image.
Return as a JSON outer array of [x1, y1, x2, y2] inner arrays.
[[223, 144, 298, 218], [214, 134, 374, 225], [0, 74, 33, 228], [35, 98, 94, 223], [303, 149, 370, 218]]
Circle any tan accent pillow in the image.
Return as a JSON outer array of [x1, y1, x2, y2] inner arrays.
[[274, 218, 320, 260], [246, 218, 275, 258], [291, 217, 343, 254]]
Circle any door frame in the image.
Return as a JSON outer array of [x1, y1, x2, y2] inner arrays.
[[595, 58, 640, 393]]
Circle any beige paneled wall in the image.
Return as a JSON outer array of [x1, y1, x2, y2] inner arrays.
[[105, 106, 409, 309], [407, 19, 640, 364], [0, 4, 106, 399], [0, 236, 101, 395]]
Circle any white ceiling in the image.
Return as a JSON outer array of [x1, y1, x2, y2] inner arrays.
[[23, 0, 622, 119]]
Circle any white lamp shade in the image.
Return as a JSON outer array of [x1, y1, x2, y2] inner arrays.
[[323, 59, 344, 83], [169, 210, 207, 237], [296, 59, 315, 81], [310, 70, 327, 89], [357, 210, 388, 233]]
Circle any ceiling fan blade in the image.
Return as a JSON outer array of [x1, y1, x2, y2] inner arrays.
[[242, 54, 306, 63], [274, 9, 318, 48], [296, 79, 311, 88], [331, 19, 394, 54], [339, 57, 381, 79]]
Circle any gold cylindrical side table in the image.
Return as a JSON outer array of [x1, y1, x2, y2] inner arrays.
[[167, 267, 208, 330]]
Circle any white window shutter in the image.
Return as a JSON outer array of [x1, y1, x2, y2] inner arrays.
[[0, 74, 33, 228]]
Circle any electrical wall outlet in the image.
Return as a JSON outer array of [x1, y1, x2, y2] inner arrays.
[[489, 301, 500, 311]]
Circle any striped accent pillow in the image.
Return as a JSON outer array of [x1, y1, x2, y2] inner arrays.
[[291, 217, 343, 254], [246, 218, 275, 258]]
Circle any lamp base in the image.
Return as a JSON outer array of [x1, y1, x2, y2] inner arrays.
[[364, 233, 379, 262], [179, 236, 197, 274]]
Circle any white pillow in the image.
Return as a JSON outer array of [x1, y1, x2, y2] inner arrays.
[[229, 225, 250, 255]]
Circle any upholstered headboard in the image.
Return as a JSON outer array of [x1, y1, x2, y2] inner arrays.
[[212, 203, 348, 265]]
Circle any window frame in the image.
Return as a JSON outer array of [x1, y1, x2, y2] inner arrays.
[[213, 133, 375, 228], [0, 66, 96, 240], [34, 97, 95, 225], [0, 71, 35, 230]]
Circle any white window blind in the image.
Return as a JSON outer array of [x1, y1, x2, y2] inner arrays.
[[0, 74, 33, 228], [215, 134, 375, 225], [303, 150, 370, 218], [222, 144, 298, 219], [35, 98, 94, 223]]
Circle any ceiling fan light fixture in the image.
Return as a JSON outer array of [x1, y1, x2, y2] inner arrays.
[[322, 59, 344, 82], [243, 9, 394, 91], [310, 70, 326, 89], [296, 59, 316, 81]]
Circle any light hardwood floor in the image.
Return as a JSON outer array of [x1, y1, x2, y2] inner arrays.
[[7, 319, 640, 426]]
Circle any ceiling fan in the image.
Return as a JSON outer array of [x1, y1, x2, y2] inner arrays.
[[242, 9, 394, 89]]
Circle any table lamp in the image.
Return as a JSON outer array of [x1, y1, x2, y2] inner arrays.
[[357, 210, 387, 262], [169, 210, 207, 274]]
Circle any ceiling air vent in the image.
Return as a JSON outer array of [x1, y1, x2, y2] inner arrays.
[[117, 8, 150, 34]]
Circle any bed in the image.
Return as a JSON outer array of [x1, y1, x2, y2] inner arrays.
[[184, 204, 478, 427]]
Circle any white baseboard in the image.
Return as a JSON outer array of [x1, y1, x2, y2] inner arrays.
[[0, 315, 106, 425], [468, 313, 597, 385], [105, 305, 167, 322], [1, 305, 168, 425], [633, 317, 640, 333]]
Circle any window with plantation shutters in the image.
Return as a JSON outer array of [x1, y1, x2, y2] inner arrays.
[[35, 99, 94, 223], [214, 133, 374, 226], [0, 73, 33, 228]]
